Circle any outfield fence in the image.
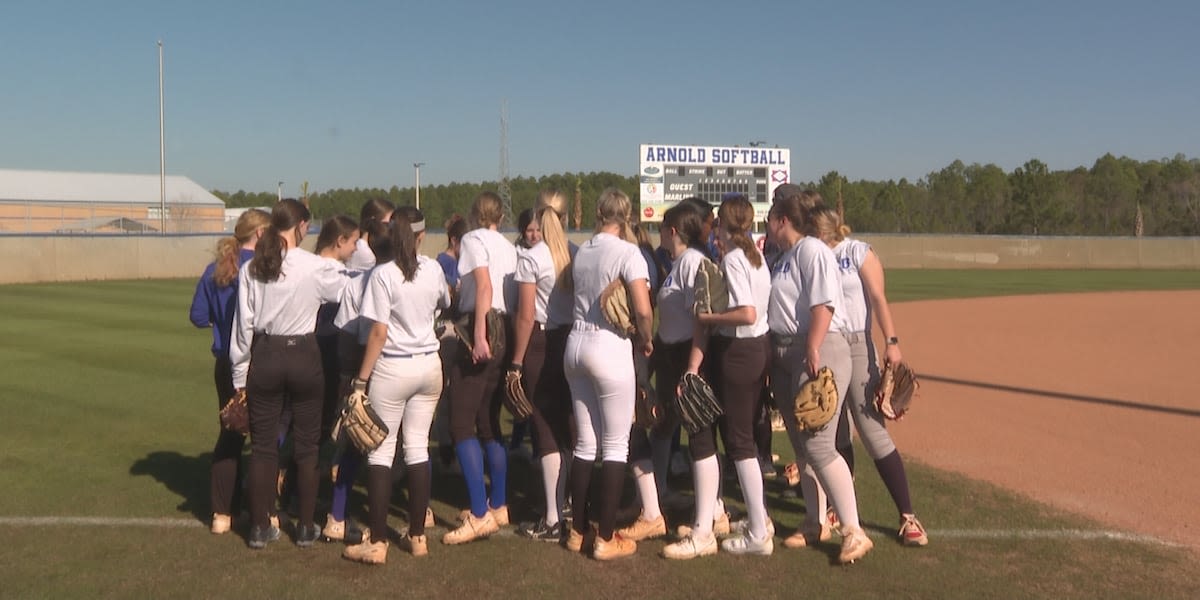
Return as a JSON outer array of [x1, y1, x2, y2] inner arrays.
[[0, 233, 1196, 284]]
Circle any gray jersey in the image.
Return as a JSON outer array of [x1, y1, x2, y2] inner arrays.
[[832, 238, 871, 333], [767, 236, 848, 336]]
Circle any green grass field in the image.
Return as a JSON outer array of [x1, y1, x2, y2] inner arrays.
[[1, 271, 1198, 599]]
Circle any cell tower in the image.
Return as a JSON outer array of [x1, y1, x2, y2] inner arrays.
[[498, 99, 513, 226]]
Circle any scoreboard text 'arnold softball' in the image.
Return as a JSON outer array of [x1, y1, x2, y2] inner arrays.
[[638, 143, 791, 224]]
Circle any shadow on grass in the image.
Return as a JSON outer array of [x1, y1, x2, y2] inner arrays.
[[129, 450, 212, 523]]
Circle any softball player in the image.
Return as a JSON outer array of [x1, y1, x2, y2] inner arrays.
[[443, 192, 518, 545], [341, 211, 450, 564], [345, 198, 395, 271], [673, 195, 775, 558], [809, 206, 928, 546], [622, 200, 712, 544], [323, 216, 393, 543], [189, 208, 270, 535], [434, 214, 468, 470], [510, 191, 576, 541], [564, 187, 653, 560], [230, 199, 350, 549], [765, 191, 872, 564]]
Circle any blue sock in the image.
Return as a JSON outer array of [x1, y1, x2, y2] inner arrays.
[[330, 451, 361, 521], [484, 440, 508, 509], [455, 439, 488, 517]]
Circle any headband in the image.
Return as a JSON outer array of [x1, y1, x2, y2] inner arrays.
[[410, 219, 426, 233]]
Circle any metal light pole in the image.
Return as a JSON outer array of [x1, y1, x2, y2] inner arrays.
[[277, 181, 283, 202], [413, 162, 425, 210], [157, 40, 166, 234]]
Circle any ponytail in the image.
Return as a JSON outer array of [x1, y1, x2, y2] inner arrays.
[[214, 236, 239, 287], [215, 208, 269, 286], [538, 203, 573, 292], [390, 209, 423, 282], [717, 195, 763, 268], [250, 199, 309, 282]]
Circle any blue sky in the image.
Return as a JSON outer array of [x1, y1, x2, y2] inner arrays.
[[2, 0, 1197, 195]]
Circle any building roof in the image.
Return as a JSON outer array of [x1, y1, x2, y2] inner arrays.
[[0, 169, 225, 206]]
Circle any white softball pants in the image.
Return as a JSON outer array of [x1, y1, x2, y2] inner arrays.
[[564, 323, 635, 463], [365, 353, 443, 468]]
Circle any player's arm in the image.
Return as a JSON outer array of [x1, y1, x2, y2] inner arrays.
[[860, 249, 902, 366], [629, 277, 654, 357], [509, 281, 537, 369], [471, 265, 493, 363], [358, 321, 388, 382]]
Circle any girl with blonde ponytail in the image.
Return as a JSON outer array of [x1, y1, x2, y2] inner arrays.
[[188, 208, 269, 535], [509, 190, 578, 541]]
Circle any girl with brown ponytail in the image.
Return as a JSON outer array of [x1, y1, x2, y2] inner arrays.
[[189, 208, 269, 535], [230, 198, 351, 550], [677, 194, 775, 557]]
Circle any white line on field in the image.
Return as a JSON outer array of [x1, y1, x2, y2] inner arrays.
[[0, 516, 1186, 548]]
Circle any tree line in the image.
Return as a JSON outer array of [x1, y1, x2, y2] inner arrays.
[[212, 153, 1200, 236]]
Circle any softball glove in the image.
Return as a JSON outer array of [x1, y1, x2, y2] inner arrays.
[[675, 372, 724, 434], [332, 378, 389, 454], [794, 367, 838, 433], [875, 361, 919, 420], [503, 365, 535, 421], [599, 278, 637, 338], [693, 257, 729, 316], [219, 388, 250, 435]]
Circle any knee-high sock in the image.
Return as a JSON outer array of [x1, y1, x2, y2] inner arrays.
[[540, 452, 562, 526], [483, 439, 508, 509], [366, 465, 392, 544], [874, 450, 914, 516], [569, 457, 592, 536], [814, 456, 860, 532], [631, 459, 662, 521], [799, 462, 827, 527], [651, 436, 671, 497], [691, 455, 720, 537], [330, 451, 361, 521], [455, 439, 488, 517], [734, 458, 768, 540], [406, 462, 431, 537], [597, 461, 625, 541], [556, 451, 570, 516]]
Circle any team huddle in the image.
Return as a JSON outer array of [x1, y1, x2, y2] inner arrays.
[[189, 184, 926, 566]]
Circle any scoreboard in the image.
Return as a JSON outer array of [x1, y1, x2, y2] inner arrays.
[[638, 143, 791, 224]]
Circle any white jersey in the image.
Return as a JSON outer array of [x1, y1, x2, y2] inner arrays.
[[832, 238, 871, 333], [458, 228, 518, 314], [767, 236, 848, 336], [514, 241, 574, 329], [345, 237, 376, 272], [656, 247, 706, 344], [360, 256, 451, 356], [231, 246, 348, 387], [571, 232, 649, 332], [332, 261, 368, 336], [717, 247, 771, 339]]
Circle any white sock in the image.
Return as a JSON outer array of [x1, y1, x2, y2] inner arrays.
[[734, 458, 768, 540], [814, 456, 859, 531], [632, 459, 662, 521], [691, 455, 719, 538], [799, 462, 828, 528], [540, 453, 562, 526]]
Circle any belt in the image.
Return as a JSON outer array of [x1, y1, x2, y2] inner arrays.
[[843, 331, 868, 344], [258, 332, 315, 346], [572, 321, 604, 332], [770, 332, 797, 347], [382, 350, 436, 359]]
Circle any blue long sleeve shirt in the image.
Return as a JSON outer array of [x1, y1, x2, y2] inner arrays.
[[189, 248, 255, 358]]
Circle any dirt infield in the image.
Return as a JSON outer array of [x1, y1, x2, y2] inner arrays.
[[886, 290, 1200, 549]]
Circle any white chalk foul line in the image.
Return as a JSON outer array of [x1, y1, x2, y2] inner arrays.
[[0, 516, 203, 528], [0, 516, 1185, 548]]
